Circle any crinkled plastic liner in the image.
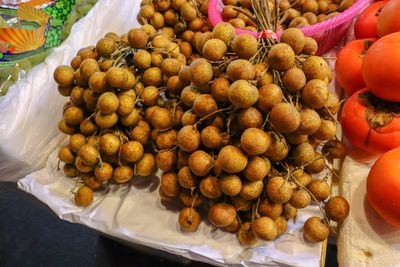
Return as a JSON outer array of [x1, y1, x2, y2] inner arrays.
[[3, 0, 323, 265]]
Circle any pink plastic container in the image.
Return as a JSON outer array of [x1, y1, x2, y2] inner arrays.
[[208, 0, 371, 55]]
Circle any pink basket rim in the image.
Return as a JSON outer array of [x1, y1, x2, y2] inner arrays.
[[208, 0, 372, 38]]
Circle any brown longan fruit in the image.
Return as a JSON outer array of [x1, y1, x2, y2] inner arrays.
[[256, 83, 283, 112], [267, 176, 294, 204], [292, 142, 315, 166], [243, 156, 271, 181], [161, 58, 181, 77], [307, 179, 330, 201], [218, 145, 248, 174], [325, 196, 350, 222], [88, 71, 107, 93], [131, 124, 151, 145], [150, 107, 173, 130], [189, 58, 213, 86], [133, 49, 151, 70], [181, 110, 197, 126], [231, 34, 258, 60], [128, 28, 149, 49], [58, 85, 73, 97], [58, 145, 75, 163], [211, 77, 230, 103], [161, 172, 181, 197], [237, 222, 257, 246], [188, 150, 213, 176], [120, 108, 140, 127], [70, 86, 85, 105], [180, 2, 197, 21], [70, 56, 81, 70], [63, 164, 79, 178], [78, 144, 99, 166], [322, 140, 347, 159], [274, 216, 288, 236], [289, 17, 310, 28], [94, 162, 113, 181], [221, 217, 240, 233], [237, 107, 263, 130], [269, 103, 301, 133], [305, 152, 325, 174], [192, 94, 218, 118], [181, 86, 200, 107], [166, 75, 185, 97], [212, 22, 236, 46], [142, 67, 163, 87], [113, 165, 134, 183], [208, 203, 236, 227], [303, 12, 318, 25], [179, 207, 201, 232], [202, 38, 227, 61], [156, 150, 177, 172], [283, 67, 307, 93], [177, 166, 199, 189], [54, 65, 75, 87], [312, 119, 336, 141], [258, 198, 282, 219], [302, 79, 329, 109], [64, 106, 84, 126], [201, 126, 222, 149], [95, 112, 118, 128], [289, 188, 312, 208], [296, 109, 321, 135], [69, 133, 87, 154], [75, 186, 93, 206], [251, 217, 278, 241], [164, 9, 179, 26], [100, 59, 114, 72], [117, 94, 135, 116], [240, 128, 271, 156], [135, 153, 156, 177], [296, 171, 313, 187], [226, 59, 256, 82], [120, 141, 144, 162], [317, 91, 341, 118], [100, 133, 120, 156], [302, 0, 319, 13], [283, 203, 298, 219], [228, 80, 259, 109], [141, 86, 159, 106], [264, 133, 289, 162], [96, 37, 116, 58], [80, 58, 99, 79], [303, 217, 329, 242], [139, 4, 155, 19], [302, 37, 318, 55], [240, 180, 264, 200], [218, 175, 242, 196], [106, 67, 127, 88], [280, 28, 305, 55], [179, 190, 203, 207], [97, 92, 119, 115], [302, 56, 331, 81], [156, 129, 177, 150], [268, 43, 295, 71], [177, 125, 200, 152], [200, 175, 222, 199], [75, 156, 93, 173]]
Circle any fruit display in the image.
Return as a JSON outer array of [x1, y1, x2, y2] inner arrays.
[[54, 0, 350, 246], [218, 0, 357, 30]]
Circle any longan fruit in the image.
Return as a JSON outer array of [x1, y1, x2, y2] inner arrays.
[[202, 38, 227, 61], [95, 112, 118, 129], [88, 71, 107, 93], [189, 58, 213, 86], [317, 91, 340, 118], [243, 156, 271, 181], [312, 119, 336, 141], [264, 133, 289, 162], [296, 171, 313, 187], [140, 86, 159, 106], [200, 175, 222, 199], [302, 37, 318, 55], [120, 141, 144, 162], [303, 12, 318, 25], [177, 166, 199, 189], [82, 174, 102, 190], [238, 107, 263, 130], [180, 2, 197, 21], [156, 129, 177, 150], [307, 179, 330, 201], [218, 175, 242, 196], [289, 188, 312, 208], [135, 153, 156, 177], [221, 217, 240, 233], [96, 37, 116, 58], [177, 126, 200, 152], [292, 142, 315, 166], [179, 190, 203, 207], [231, 34, 258, 59], [218, 145, 248, 174], [179, 207, 201, 232], [142, 67, 163, 86], [251, 217, 278, 241], [268, 43, 295, 71], [296, 108, 321, 135], [237, 222, 257, 246], [322, 140, 347, 159], [226, 59, 256, 81], [208, 203, 236, 227], [139, 4, 155, 19], [161, 58, 181, 77], [63, 164, 79, 178], [201, 126, 222, 149], [228, 80, 259, 109], [80, 58, 99, 79], [161, 172, 181, 197], [117, 94, 135, 116], [54, 65, 74, 87], [192, 94, 218, 118], [283, 203, 298, 220], [70, 85, 85, 105], [121, 68, 137, 90], [212, 22, 235, 46], [188, 150, 213, 176], [269, 103, 301, 133], [75, 186, 93, 206], [256, 83, 284, 112], [128, 28, 148, 49], [285, 132, 308, 145], [64, 107, 84, 126], [280, 28, 305, 55], [69, 133, 87, 153], [58, 85, 73, 97], [267, 176, 294, 204], [150, 107, 173, 130], [97, 92, 119, 115], [283, 67, 306, 93], [289, 17, 310, 28], [100, 59, 114, 72], [75, 156, 93, 173], [155, 150, 177, 172], [70, 56, 81, 70], [240, 180, 264, 200], [134, 49, 152, 70], [302, 56, 331, 81], [303, 217, 329, 242], [58, 145, 75, 164], [113, 165, 134, 183], [211, 77, 230, 103], [106, 67, 127, 88], [305, 152, 326, 174], [258, 198, 282, 219], [302, 0, 319, 13], [274, 216, 288, 236], [302, 79, 329, 109], [100, 133, 120, 156], [94, 162, 113, 181], [325, 196, 350, 222], [78, 144, 99, 166], [240, 128, 271, 156]]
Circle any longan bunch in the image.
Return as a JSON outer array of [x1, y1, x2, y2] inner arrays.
[[152, 22, 349, 244], [221, 0, 356, 30]]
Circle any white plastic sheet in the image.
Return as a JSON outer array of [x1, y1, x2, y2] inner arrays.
[[6, 0, 324, 265]]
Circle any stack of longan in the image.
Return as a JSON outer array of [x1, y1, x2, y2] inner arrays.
[[221, 0, 356, 30]]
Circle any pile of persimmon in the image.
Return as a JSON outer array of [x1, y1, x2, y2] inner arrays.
[[54, 0, 350, 246]]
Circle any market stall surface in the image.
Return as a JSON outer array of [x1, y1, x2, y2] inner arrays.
[[0, 182, 338, 267]]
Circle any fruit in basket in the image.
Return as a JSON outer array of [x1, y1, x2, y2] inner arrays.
[[354, 1, 387, 39], [335, 38, 375, 95], [341, 89, 400, 155], [362, 32, 400, 101], [376, 0, 400, 37], [367, 147, 400, 227]]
